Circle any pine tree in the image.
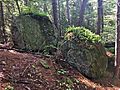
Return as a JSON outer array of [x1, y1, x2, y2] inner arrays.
[[66, 0, 71, 26], [52, 0, 58, 28], [115, 0, 120, 79], [0, 1, 6, 43], [96, 0, 104, 35], [78, 0, 88, 26]]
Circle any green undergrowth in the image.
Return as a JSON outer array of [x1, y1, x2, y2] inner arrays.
[[65, 27, 101, 43], [21, 6, 48, 17]]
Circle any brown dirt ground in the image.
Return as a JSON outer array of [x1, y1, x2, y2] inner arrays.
[[0, 49, 120, 90]]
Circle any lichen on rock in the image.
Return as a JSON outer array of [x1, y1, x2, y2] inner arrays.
[[62, 27, 108, 78], [11, 13, 57, 51]]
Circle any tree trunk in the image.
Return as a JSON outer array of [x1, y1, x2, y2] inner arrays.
[[58, 0, 61, 35], [0, 1, 6, 43], [0, 1, 3, 42], [15, 0, 21, 14], [52, 0, 58, 29], [78, 0, 88, 26], [66, 0, 71, 26], [43, 2, 47, 13], [96, 0, 104, 35], [115, 0, 120, 79]]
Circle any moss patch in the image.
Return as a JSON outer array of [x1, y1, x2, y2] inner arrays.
[[12, 13, 57, 51], [62, 27, 108, 78]]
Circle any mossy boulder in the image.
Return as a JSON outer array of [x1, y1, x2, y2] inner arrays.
[[11, 13, 57, 51], [62, 27, 108, 78]]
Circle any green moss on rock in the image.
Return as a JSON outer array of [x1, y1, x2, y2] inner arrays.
[[12, 13, 57, 51], [65, 27, 101, 43], [62, 27, 108, 78]]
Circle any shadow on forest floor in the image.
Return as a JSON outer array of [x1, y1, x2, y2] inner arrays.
[[0, 49, 120, 90]]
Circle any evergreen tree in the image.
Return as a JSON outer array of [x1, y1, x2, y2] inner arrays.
[[96, 0, 103, 35], [115, 0, 120, 79], [52, 0, 58, 28], [78, 0, 88, 26]]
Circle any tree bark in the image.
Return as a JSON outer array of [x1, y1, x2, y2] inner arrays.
[[52, 0, 58, 29], [78, 0, 88, 26], [0, 1, 3, 42], [0, 1, 6, 43], [96, 0, 104, 35], [58, 0, 61, 35], [115, 0, 120, 79], [66, 0, 71, 26], [43, 2, 47, 13]]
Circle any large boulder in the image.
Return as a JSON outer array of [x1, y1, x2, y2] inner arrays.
[[62, 27, 108, 78], [11, 13, 57, 51]]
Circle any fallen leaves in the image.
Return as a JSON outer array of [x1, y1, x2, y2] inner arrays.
[[0, 49, 120, 90]]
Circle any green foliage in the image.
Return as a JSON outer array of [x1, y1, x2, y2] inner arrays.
[[21, 6, 48, 17], [43, 45, 57, 55], [59, 77, 74, 90], [103, 0, 116, 15], [106, 47, 115, 54], [101, 16, 115, 43], [65, 27, 101, 43], [2, 0, 116, 46]]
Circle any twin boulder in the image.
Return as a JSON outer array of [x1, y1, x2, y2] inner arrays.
[[11, 14, 108, 78]]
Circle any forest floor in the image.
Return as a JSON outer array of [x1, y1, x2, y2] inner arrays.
[[0, 49, 120, 90]]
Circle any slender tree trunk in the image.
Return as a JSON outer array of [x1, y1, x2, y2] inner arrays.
[[115, 0, 120, 79], [15, 0, 21, 14], [0, 1, 6, 43], [96, 0, 104, 35], [52, 0, 58, 29], [58, 0, 61, 35], [78, 0, 88, 26], [75, 0, 81, 16], [101, 4, 104, 33], [58, 0, 61, 24], [75, 0, 81, 26], [0, 1, 3, 42], [66, 0, 71, 26], [43, 2, 47, 13]]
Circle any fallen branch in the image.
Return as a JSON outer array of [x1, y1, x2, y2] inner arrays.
[[21, 63, 31, 76]]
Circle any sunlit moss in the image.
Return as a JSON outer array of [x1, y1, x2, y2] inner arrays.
[[21, 6, 48, 17], [65, 27, 101, 43]]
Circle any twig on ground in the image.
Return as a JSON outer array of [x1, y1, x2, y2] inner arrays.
[[21, 63, 31, 76]]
